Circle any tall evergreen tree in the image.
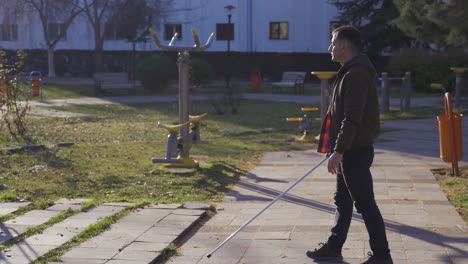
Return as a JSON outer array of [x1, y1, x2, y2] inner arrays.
[[330, 0, 413, 56], [393, 0, 468, 48]]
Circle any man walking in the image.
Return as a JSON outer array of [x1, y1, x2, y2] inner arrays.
[[307, 25, 393, 264]]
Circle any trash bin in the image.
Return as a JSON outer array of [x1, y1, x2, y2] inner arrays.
[[251, 70, 261, 90], [29, 71, 42, 97], [437, 91, 463, 177], [437, 113, 463, 162]]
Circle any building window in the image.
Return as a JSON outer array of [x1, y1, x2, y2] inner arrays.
[[270, 22, 288, 40], [164, 24, 182, 40], [0, 24, 18, 41], [48, 23, 67, 41], [104, 23, 126, 40]]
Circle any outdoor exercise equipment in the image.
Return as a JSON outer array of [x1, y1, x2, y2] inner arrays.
[[286, 107, 319, 142], [451, 67, 468, 113], [190, 113, 208, 143], [149, 28, 214, 167], [206, 155, 329, 258], [380, 72, 412, 116], [311, 71, 336, 123], [431, 83, 463, 176]]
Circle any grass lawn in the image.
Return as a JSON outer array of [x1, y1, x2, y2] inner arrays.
[[232, 84, 322, 95], [432, 166, 468, 223], [0, 100, 319, 207], [29, 83, 95, 100]]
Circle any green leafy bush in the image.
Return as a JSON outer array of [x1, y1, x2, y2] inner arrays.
[[136, 55, 176, 92], [387, 48, 468, 92], [190, 58, 214, 86]]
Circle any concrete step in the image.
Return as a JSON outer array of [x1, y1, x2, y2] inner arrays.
[[0, 199, 89, 245], [0, 202, 129, 264], [60, 203, 209, 264], [0, 200, 210, 264]]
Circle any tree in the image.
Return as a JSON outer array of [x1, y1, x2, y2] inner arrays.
[[109, 0, 154, 79], [330, 0, 413, 56], [0, 0, 83, 77], [393, 0, 468, 48], [81, 0, 173, 73], [81, 0, 113, 73]]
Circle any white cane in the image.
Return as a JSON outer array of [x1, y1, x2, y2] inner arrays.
[[206, 155, 329, 258]]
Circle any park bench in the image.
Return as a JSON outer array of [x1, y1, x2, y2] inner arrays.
[[271, 71, 306, 94], [93, 72, 136, 95]]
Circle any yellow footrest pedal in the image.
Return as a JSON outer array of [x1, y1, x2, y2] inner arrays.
[[286, 117, 304, 123], [189, 113, 208, 122], [301, 107, 319, 113], [157, 122, 189, 134]]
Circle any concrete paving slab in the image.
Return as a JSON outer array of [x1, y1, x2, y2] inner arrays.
[[57, 204, 208, 263], [146, 204, 182, 209], [106, 260, 151, 264], [182, 202, 211, 210], [112, 250, 159, 262], [0, 224, 29, 242], [46, 203, 82, 211], [0, 202, 31, 217], [0, 199, 86, 246], [0, 204, 127, 263], [4, 210, 61, 226], [49, 260, 106, 264], [54, 198, 91, 205], [62, 247, 119, 260], [122, 241, 167, 252]]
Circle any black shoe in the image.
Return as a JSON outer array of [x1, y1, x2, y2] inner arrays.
[[361, 252, 393, 264], [306, 242, 343, 261]]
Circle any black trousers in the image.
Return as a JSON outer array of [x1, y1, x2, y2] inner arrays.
[[327, 146, 390, 257]]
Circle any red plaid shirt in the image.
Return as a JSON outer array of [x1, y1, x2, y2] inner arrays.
[[317, 111, 332, 154]]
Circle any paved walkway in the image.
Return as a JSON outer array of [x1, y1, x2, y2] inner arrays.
[[165, 118, 468, 264]]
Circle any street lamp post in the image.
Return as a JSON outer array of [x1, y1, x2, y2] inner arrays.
[[225, 4, 235, 52], [224, 4, 235, 90]]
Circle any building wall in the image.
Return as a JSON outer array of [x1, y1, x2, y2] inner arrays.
[[0, 0, 339, 53]]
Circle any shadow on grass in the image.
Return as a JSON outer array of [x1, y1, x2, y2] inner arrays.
[[31, 148, 74, 170]]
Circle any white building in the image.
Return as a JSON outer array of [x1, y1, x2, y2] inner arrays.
[[0, 0, 339, 53]]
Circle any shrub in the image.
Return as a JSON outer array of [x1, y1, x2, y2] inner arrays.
[[190, 58, 214, 86], [0, 50, 30, 141], [136, 55, 177, 92], [387, 48, 468, 92]]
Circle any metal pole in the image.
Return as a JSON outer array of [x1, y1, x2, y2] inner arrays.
[[454, 72, 462, 110], [404, 72, 411, 112], [178, 51, 191, 157], [399, 76, 404, 111], [227, 14, 231, 52], [381, 72, 389, 114], [206, 155, 329, 258]]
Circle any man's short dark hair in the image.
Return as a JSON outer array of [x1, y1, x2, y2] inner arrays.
[[333, 25, 361, 50]]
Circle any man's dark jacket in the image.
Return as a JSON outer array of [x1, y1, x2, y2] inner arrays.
[[329, 53, 380, 154]]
